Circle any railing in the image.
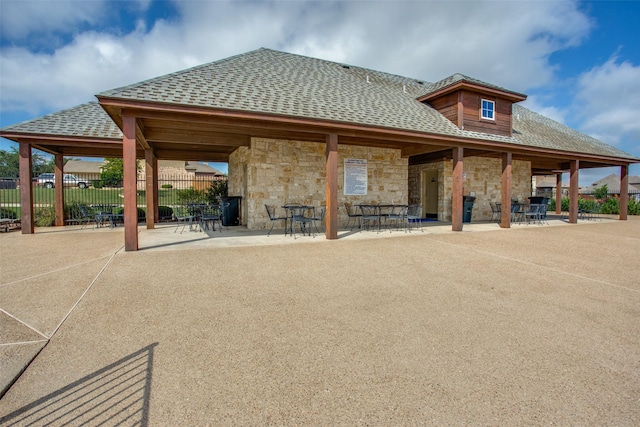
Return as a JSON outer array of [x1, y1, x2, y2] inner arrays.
[[0, 175, 226, 224]]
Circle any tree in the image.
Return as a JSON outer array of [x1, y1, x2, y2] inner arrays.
[[0, 147, 54, 177], [99, 158, 141, 187], [593, 184, 608, 201], [100, 158, 125, 187]]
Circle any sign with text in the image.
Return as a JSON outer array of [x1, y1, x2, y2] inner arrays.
[[344, 158, 367, 196]]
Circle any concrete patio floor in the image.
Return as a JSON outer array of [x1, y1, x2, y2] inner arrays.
[[1, 216, 638, 425]]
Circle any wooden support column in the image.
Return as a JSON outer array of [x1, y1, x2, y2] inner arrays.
[[569, 160, 579, 224], [325, 133, 338, 239], [19, 143, 34, 234], [451, 147, 464, 231], [500, 152, 512, 228], [54, 154, 64, 226], [555, 173, 562, 215], [145, 149, 157, 229], [123, 115, 139, 251], [619, 165, 629, 220]]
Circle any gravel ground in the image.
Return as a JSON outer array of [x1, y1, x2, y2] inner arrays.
[[1, 218, 638, 425]]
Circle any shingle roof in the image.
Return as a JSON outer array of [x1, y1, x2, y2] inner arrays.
[[1, 102, 122, 139], [512, 105, 637, 160], [99, 48, 463, 138], [418, 73, 526, 100], [97, 48, 638, 161], [579, 173, 640, 194], [3, 48, 637, 164]]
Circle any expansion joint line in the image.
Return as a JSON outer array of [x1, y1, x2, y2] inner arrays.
[[49, 247, 122, 338]]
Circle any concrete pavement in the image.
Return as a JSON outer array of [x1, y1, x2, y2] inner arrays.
[[1, 216, 639, 425]]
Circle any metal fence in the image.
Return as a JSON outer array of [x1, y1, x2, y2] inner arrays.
[[0, 175, 225, 224]]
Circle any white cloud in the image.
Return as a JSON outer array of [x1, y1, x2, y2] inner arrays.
[[0, 0, 594, 117], [0, 0, 104, 39], [575, 56, 640, 152], [521, 96, 567, 124]]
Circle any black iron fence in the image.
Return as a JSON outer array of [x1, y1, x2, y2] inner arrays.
[[0, 175, 226, 225]]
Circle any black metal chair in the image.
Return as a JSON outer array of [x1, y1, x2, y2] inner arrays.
[[359, 204, 381, 232], [264, 204, 287, 236], [173, 205, 196, 233], [344, 202, 362, 230], [201, 204, 222, 232], [405, 204, 423, 232]]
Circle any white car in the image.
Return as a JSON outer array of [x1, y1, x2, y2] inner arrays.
[[37, 173, 90, 189]]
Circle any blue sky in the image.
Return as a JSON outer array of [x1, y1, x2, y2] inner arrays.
[[1, 0, 639, 183]]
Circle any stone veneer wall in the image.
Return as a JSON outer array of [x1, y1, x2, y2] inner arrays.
[[408, 157, 531, 221], [229, 138, 408, 230]]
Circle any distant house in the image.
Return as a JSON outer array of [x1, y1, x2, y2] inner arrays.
[[580, 174, 640, 198], [533, 175, 569, 198], [63, 159, 103, 182], [143, 160, 226, 191], [65, 159, 225, 190]]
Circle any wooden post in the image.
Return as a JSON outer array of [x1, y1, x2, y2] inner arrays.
[[325, 133, 338, 239], [145, 149, 156, 229], [123, 116, 139, 251], [54, 154, 64, 226], [555, 173, 562, 215], [452, 147, 463, 231], [500, 152, 512, 228], [569, 160, 579, 224], [620, 165, 629, 220], [19, 143, 34, 234]]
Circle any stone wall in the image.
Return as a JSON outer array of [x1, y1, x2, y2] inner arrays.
[[409, 157, 531, 221], [229, 138, 408, 230]]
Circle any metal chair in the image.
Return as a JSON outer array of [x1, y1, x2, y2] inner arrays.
[[384, 205, 406, 232], [173, 205, 196, 233], [359, 204, 381, 232], [344, 202, 362, 230], [524, 204, 541, 225], [264, 204, 287, 236], [201, 204, 222, 232], [289, 205, 316, 238], [490, 202, 501, 222], [405, 204, 423, 232]]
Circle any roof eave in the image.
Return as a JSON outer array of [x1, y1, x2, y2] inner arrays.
[[417, 81, 527, 103]]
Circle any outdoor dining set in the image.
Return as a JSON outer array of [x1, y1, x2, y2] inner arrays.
[[489, 201, 549, 225], [265, 203, 424, 238], [173, 202, 230, 234]]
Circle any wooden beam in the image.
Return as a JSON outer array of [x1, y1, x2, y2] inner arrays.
[[152, 148, 232, 162], [457, 91, 464, 129], [54, 155, 64, 226], [569, 160, 579, 224], [144, 128, 251, 146], [123, 115, 139, 251], [500, 152, 512, 228], [555, 173, 562, 214], [136, 119, 151, 150], [402, 144, 451, 158], [19, 143, 34, 234], [620, 165, 629, 220], [452, 147, 464, 231], [325, 134, 338, 240]]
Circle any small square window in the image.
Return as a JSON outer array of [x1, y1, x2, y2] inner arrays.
[[481, 99, 495, 120]]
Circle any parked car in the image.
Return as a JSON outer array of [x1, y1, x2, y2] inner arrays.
[[37, 173, 90, 189]]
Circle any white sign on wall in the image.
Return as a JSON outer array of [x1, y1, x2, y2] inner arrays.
[[344, 158, 367, 196]]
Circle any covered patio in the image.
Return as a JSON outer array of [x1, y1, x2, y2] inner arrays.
[[2, 49, 637, 251]]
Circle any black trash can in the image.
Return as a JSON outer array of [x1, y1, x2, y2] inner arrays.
[[463, 196, 476, 223], [221, 196, 242, 226]]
